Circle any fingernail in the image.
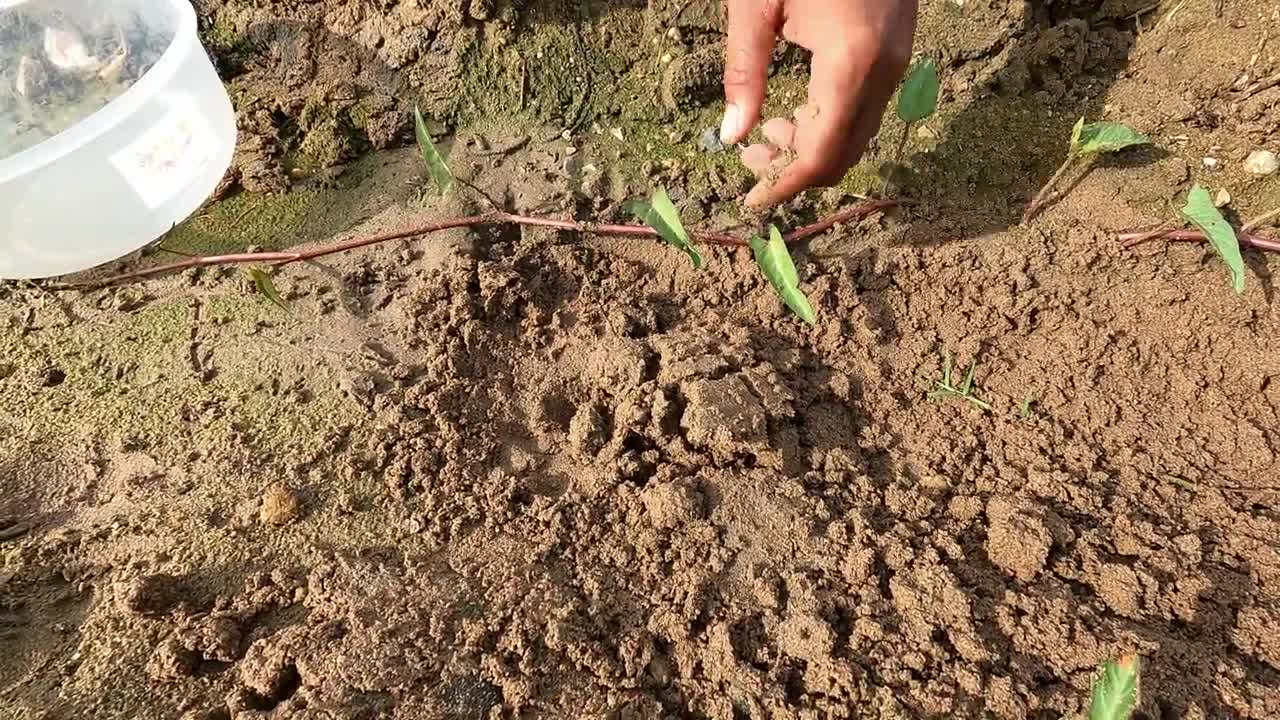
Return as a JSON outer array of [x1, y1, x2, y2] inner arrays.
[[720, 105, 742, 144]]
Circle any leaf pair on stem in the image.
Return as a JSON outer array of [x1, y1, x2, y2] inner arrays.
[[625, 189, 816, 325]]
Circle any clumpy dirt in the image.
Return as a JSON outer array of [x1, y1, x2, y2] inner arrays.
[[3, 0, 1280, 719]]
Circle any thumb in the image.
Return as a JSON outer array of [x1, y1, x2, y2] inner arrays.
[[722, 0, 781, 144]]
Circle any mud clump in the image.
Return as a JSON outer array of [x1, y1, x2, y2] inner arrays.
[[114, 574, 192, 618], [985, 496, 1054, 582], [259, 484, 301, 525]]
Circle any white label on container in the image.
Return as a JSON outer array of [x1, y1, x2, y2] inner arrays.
[[110, 95, 216, 209]]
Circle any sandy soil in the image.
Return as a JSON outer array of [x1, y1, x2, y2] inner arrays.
[[2, 1, 1280, 719]]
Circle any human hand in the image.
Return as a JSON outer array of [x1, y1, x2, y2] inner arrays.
[[720, 0, 919, 208]]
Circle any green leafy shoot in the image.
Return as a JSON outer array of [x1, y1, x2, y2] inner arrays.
[[248, 267, 290, 312], [896, 58, 940, 123], [1088, 655, 1141, 720], [749, 225, 816, 325], [1025, 118, 1152, 224], [1018, 391, 1036, 419], [883, 57, 941, 195], [1181, 184, 1246, 294], [1072, 122, 1151, 158], [413, 105, 453, 194], [927, 351, 991, 411], [624, 188, 703, 269]]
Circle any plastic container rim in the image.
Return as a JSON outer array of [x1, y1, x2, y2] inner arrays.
[[0, 0, 198, 183]]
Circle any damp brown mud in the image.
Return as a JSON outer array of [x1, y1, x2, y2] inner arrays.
[[2, 1, 1280, 719]]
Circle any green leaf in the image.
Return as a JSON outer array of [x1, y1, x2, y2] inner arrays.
[[896, 58, 940, 123], [414, 105, 453, 194], [1088, 655, 1140, 720], [1069, 116, 1085, 155], [1181, 184, 1246, 294], [623, 188, 703, 269], [1073, 122, 1151, 157], [749, 225, 816, 325], [248, 267, 290, 312]]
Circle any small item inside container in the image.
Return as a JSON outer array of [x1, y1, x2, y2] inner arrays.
[[1, 0, 174, 160]]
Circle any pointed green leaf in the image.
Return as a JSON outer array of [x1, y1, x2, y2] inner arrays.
[[248, 267, 290, 312], [1069, 116, 1085, 155], [1088, 655, 1140, 720], [1074, 122, 1150, 157], [623, 188, 703, 269], [414, 105, 454, 194], [1181, 184, 1246, 294], [749, 225, 816, 325], [896, 58, 940, 123]]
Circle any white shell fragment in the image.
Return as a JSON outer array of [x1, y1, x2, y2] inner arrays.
[[43, 27, 103, 73], [1244, 150, 1279, 177]]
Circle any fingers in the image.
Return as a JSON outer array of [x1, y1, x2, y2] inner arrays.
[[722, 0, 783, 144], [740, 118, 796, 175], [746, 46, 868, 207]]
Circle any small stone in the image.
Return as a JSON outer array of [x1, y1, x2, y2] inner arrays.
[[259, 484, 301, 526], [659, 53, 672, 64], [1243, 150, 1278, 176], [560, 129, 572, 141], [666, 27, 682, 42], [699, 127, 724, 152], [1202, 157, 1220, 170], [610, 127, 624, 142], [565, 145, 577, 156], [1215, 188, 1232, 207]]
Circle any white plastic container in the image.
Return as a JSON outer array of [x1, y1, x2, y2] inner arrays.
[[0, 0, 236, 279]]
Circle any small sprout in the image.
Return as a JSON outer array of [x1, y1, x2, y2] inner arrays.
[[883, 57, 940, 195], [896, 58, 940, 124], [247, 267, 290, 312], [749, 225, 817, 325], [1024, 118, 1151, 224], [414, 105, 454, 194], [927, 351, 991, 411], [1018, 390, 1036, 418], [624, 188, 704, 269], [1181, 184, 1245, 294], [1088, 655, 1141, 720]]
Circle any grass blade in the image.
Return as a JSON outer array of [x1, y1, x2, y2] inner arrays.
[[623, 188, 703, 268], [896, 58, 940, 123], [248, 267, 290, 312], [1074, 122, 1150, 157], [1181, 184, 1246, 294], [414, 105, 454, 194], [1088, 655, 1140, 720], [749, 225, 816, 325]]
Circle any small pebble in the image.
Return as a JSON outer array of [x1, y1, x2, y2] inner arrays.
[[1215, 188, 1231, 208], [259, 484, 301, 526], [1243, 150, 1278, 176], [1202, 157, 1220, 170], [565, 146, 578, 156], [659, 53, 672, 64], [699, 127, 724, 152], [610, 127, 624, 142]]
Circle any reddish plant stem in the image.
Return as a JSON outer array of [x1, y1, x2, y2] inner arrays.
[[1118, 227, 1280, 253], [48, 200, 898, 291]]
